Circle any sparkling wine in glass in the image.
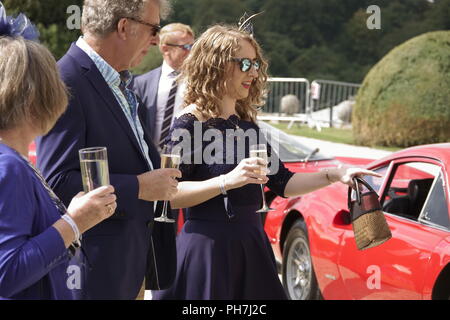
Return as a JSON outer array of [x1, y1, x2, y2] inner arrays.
[[79, 147, 110, 192], [154, 146, 181, 223], [250, 144, 275, 213]]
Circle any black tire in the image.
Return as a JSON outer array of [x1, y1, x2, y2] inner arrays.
[[282, 219, 321, 300]]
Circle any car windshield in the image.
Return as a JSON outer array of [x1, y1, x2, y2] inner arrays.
[[258, 121, 331, 162]]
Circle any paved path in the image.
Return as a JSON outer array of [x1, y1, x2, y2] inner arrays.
[[290, 135, 393, 160]]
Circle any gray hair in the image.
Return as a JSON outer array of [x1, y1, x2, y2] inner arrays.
[[82, 0, 171, 37]]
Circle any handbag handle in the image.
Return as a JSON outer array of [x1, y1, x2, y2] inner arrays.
[[347, 176, 377, 209]]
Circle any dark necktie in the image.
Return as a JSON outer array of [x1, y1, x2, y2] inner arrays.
[[159, 72, 178, 149]]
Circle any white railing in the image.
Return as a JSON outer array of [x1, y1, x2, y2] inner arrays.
[[261, 77, 361, 128], [265, 78, 310, 114]]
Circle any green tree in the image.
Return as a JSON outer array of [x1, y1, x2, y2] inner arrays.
[[131, 46, 163, 75], [258, 32, 300, 77], [423, 0, 450, 30], [191, 0, 248, 32], [340, 9, 382, 66], [292, 46, 349, 81], [168, 0, 197, 28], [3, 0, 82, 59], [4, 0, 448, 82]]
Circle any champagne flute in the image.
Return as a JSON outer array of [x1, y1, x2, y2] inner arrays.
[[154, 145, 181, 223], [250, 144, 275, 213], [79, 147, 110, 192]]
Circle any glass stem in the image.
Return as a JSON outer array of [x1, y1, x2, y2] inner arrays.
[[161, 200, 168, 217], [260, 184, 267, 206]]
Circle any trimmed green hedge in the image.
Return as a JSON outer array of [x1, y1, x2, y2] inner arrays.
[[353, 31, 450, 147]]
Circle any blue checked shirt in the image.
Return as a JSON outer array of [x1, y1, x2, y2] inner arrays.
[[76, 37, 154, 170]]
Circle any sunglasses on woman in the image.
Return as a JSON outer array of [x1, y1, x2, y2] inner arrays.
[[232, 58, 261, 72]]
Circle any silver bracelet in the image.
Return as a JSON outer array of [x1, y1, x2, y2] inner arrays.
[[61, 214, 81, 246], [219, 175, 227, 195]]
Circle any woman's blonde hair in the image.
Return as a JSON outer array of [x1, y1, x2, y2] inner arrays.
[[0, 37, 68, 133], [180, 25, 268, 122]]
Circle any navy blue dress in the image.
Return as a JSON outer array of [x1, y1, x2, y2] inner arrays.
[[152, 113, 294, 300]]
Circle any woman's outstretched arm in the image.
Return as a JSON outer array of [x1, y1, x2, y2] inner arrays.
[[284, 167, 382, 197]]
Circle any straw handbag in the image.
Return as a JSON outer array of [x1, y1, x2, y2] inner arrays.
[[348, 176, 392, 250]]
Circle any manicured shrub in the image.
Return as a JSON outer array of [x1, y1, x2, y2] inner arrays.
[[353, 31, 450, 147]]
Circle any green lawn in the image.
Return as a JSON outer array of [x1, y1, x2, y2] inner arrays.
[[268, 123, 401, 152]]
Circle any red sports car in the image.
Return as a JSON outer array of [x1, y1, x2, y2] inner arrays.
[[264, 143, 450, 300]]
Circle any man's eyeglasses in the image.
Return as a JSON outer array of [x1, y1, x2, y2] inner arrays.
[[232, 58, 261, 72], [123, 17, 161, 36], [166, 43, 194, 51]]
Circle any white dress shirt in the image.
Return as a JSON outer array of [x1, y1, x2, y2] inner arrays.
[[154, 61, 186, 145]]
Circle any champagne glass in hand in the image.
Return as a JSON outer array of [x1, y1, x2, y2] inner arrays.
[[79, 147, 110, 192], [154, 145, 181, 223], [250, 144, 275, 213]]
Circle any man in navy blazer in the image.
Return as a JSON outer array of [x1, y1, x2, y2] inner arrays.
[[132, 66, 161, 141], [36, 0, 179, 299], [133, 23, 194, 148]]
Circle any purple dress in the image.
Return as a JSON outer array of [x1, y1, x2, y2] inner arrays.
[[152, 113, 293, 300], [0, 144, 78, 299]]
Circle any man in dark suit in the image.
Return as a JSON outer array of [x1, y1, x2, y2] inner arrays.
[[36, 0, 180, 300], [133, 23, 194, 150]]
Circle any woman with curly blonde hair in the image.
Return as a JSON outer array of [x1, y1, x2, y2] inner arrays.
[[181, 25, 269, 122], [153, 24, 378, 300]]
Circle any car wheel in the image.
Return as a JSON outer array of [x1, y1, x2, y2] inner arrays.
[[282, 219, 321, 300]]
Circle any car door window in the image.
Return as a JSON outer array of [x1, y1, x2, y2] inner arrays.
[[418, 171, 450, 229], [363, 166, 388, 194], [350, 166, 388, 201], [382, 162, 440, 221]]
